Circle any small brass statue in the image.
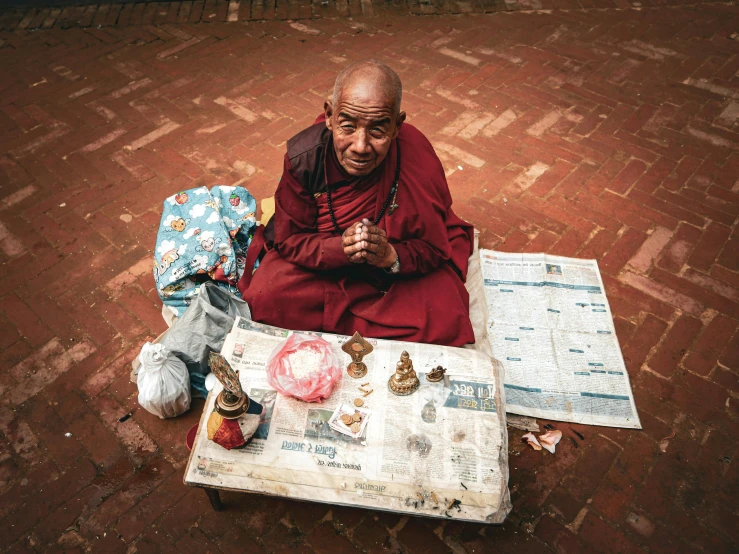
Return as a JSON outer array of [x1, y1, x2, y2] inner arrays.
[[341, 331, 373, 379], [209, 352, 250, 419], [426, 365, 446, 383], [388, 351, 420, 396]]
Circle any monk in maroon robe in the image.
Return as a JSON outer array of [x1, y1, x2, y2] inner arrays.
[[240, 60, 475, 346]]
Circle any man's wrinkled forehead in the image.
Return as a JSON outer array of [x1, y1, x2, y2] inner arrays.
[[334, 70, 399, 115]]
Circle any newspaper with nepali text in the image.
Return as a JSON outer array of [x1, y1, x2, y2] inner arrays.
[[184, 318, 511, 523], [481, 250, 641, 429]]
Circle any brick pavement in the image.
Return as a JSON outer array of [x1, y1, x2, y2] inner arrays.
[[1, 2, 738, 553]]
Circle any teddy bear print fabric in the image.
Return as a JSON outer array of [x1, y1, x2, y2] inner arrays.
[[154, 186, 257, 316]]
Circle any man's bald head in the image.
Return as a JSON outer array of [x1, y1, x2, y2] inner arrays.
[[332, 60, 402, 116]]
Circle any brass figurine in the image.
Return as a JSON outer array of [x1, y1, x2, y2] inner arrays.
[[342, 332, 373, 379], [209, 352, 250, 419], [388, 351, 420, 396], [426, 365, 447, 382]]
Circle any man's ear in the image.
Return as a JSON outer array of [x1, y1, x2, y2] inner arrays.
[[324, 100, 334, 130], [392, 111, 407, 138]]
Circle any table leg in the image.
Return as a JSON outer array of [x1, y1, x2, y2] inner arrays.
[[203, 487, 224, 511]]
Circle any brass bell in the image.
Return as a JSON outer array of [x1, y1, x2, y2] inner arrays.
[[209, 352, 251, 419]]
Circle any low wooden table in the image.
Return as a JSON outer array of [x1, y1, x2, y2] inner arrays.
[[201, 486, 224, 511], [183, 319, 511, 523]]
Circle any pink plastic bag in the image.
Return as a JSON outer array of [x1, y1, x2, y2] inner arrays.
[[266, 333, 342, 403]]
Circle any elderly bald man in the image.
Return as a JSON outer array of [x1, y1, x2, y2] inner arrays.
[[239, 60, 475, 346]]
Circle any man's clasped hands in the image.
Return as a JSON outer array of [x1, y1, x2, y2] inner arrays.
[[341, 218, 397, 269]]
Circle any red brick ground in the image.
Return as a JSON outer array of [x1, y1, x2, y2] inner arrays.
[[1, 2, 738, 553]]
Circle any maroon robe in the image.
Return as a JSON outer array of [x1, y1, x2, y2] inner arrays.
[[241, 116, 475, 346]]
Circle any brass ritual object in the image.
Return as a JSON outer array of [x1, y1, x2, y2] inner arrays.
[[426, 365, 447, 383], [208, 352, 250, 419], [388, 351, 420, 396], [342, 332, 373, 379]]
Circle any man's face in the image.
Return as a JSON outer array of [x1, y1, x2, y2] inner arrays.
[[325, 78, 406, 177]]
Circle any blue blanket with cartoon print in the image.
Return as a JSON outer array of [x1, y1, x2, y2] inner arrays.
[[154, 185, 257, 316]]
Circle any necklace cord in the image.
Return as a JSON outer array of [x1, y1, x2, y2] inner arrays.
[[327, 141, 401, 235]]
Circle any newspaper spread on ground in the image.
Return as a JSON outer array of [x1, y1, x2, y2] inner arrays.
[[480, 250, 641, 429], [185, 318, 511, 523]]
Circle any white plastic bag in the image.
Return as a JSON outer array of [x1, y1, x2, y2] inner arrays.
[[137, 342, 191, 419]]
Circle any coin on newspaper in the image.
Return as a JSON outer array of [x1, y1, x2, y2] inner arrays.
[[353, 398, 364, 407], [350, 422, 361, 433], [352, 413, 362, 422], [340, 414, 354, 426]]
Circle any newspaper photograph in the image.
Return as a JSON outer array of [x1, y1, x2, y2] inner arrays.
[[480, 250, 641, 429], [185, 318, 511, 523]]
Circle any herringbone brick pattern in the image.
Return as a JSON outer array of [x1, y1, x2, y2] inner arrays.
[[1, 3, 738, 553], [0, 0, 732, 30]]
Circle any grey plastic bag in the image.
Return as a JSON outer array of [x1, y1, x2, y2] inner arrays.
[[160, 282, 251, 396], [137, 342, 191, 419]]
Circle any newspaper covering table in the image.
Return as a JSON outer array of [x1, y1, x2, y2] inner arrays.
[[184, 318, 512, 523], [481, 250, 641, 429]]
